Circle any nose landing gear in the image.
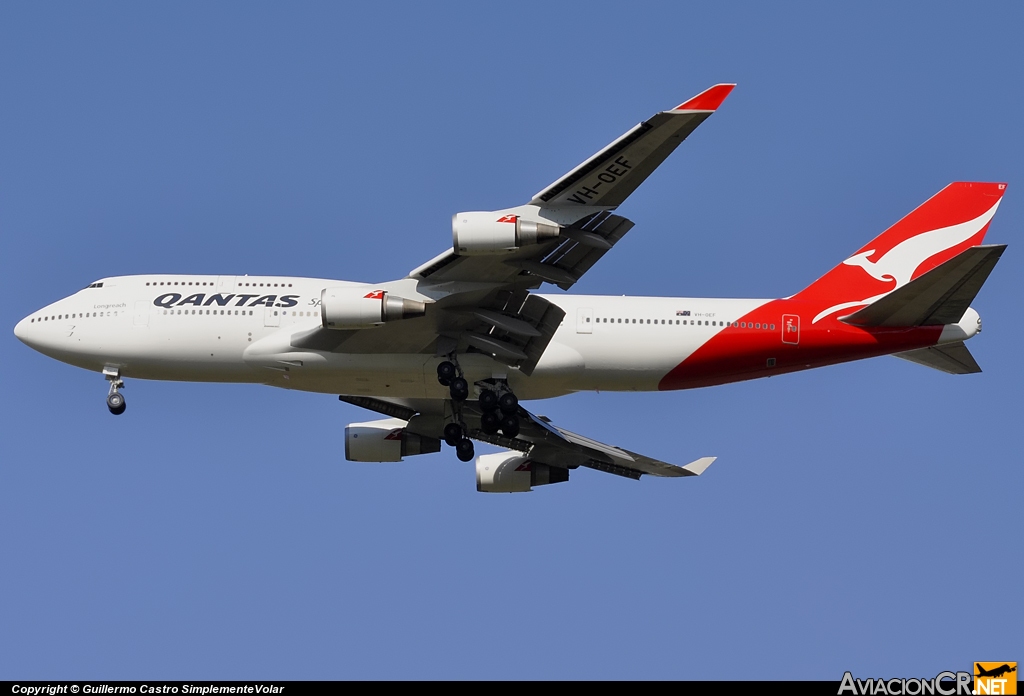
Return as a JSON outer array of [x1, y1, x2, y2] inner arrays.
[[103, 366, 126, 415]]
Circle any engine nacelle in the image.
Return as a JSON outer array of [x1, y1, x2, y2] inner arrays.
[[475, 452, 570, 493], [345, 418, 441, 462], [321, 287, 426, 330], [452, 212, 561, 256]]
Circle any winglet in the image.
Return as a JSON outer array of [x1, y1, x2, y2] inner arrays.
[[672, 84, 735, 112], [680, 456, 716, 476]]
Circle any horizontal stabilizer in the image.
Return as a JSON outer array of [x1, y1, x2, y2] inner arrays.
[[894, 341, 982, 374], [841, 244, 1006, 327]]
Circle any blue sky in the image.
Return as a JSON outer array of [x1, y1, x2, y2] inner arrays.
[[1, 2, 1020, 680]]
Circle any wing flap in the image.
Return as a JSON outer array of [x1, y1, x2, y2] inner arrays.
[[447, 291, 565, 375], [338, 394, 418, 420], [533, 212, 636, 290]]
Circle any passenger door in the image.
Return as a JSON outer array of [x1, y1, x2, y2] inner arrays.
[[133, 300, 150, 327], [264, 306, 281, 328], [782, 314, 800, 345]]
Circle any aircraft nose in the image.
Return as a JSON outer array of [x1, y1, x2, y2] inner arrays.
[[13, 315, 32, 345]]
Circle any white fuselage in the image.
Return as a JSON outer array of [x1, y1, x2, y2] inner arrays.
[[13, 274, 770, 400]]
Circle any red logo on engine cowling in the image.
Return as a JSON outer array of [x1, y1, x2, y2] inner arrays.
[[364, 290, 385, 300], [496, 215, 518, 223]]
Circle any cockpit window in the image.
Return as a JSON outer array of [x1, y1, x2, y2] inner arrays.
[[85, 282, 104, 289]]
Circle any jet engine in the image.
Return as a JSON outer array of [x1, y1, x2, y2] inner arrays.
[[321, 287, 426, 329], [345, 418, 441, 462], [452, 212, 560, 255], [475, 452, 570, 493]]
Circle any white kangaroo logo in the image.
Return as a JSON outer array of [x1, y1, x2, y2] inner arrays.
[[813, 199, 1001, 324]]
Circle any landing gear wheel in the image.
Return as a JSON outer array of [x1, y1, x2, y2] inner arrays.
[[449, 377, 469, 402], [443, 423, 463, 447], [478, 389, 498, 412], [499, 414, 520, 439], [498, 392, 519, 414], [436, 361, 457, 386], [480, 410, 501, 435], [106, 392, 126, 415], [455, 438, 475, 462]]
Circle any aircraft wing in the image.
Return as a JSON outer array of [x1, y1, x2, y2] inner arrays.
[[288, 85, 735, 370], [407, 83, 735, 291], [340, 395, 716, 480]]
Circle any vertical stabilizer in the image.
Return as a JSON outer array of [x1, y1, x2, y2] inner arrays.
[[794, 182, 1006, 325]]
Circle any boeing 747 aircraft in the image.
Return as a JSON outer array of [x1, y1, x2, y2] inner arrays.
[[14, 84, 1007, 492]]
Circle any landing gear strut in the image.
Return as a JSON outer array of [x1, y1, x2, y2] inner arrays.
[[104, 366, 126, 415]]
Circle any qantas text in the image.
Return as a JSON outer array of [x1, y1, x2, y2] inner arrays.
[[153, 293, 301, 309]]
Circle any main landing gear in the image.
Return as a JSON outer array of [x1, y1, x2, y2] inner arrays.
[[436, 357, 521, 452], [438, 358, 475, 461], [477, 387, 519, 438], [104, 367, 126, 416]]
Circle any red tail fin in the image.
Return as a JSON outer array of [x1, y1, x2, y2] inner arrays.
[[795, 182, 1006, 324]]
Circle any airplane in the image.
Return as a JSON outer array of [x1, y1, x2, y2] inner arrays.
[[13, 83, 1008, 493], [976, 664, 1016, 679]]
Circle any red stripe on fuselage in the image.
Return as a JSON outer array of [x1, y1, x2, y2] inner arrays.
[[658, 299, 943, 390]]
